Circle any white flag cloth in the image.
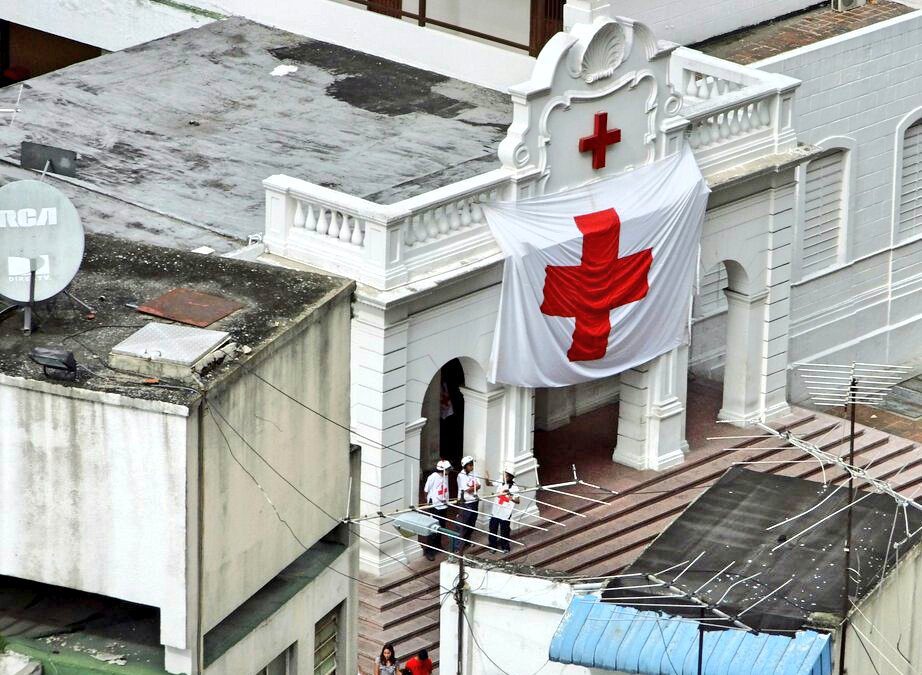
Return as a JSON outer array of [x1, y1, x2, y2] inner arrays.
[[483, 147, 709, 388]]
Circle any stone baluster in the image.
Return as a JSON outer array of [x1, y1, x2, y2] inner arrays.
[[758, 100, 771, 127], [685, 71, 699, 98], [436, 206, 450, 235], [740, 104, 752, 132], [460, 199, 472, 227], [697, 76, 710, 100], [293, 199, 306, 228], [339, 214, 352, 242], [305, 203, 317, 232], [424, 210, 439, 239], [351, 219, 364, 246], [316, 208, 329, 236], [403, 218, 416, 246], [328, 210, 341, 239], [709, 116, 721, 145], [729, 107, 741, 136], [449, 203, 462, 231], [470, 198, 484, 224], [413, 214, 428, 244]]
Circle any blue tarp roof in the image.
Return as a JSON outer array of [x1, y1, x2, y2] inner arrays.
[[549, 596, 832, 675]]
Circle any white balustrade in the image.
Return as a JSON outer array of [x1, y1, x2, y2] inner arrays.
[[687, 98, 773, 150], [263, 169, 537, 290]]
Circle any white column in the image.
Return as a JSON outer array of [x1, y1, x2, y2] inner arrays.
[[459, 386, 504, 528], [353, 305, 411, 577], [719, 289, 769, 423], [564, 0, 612, 28], [502, 385, 541, 527], [613, 345, 688, 470]]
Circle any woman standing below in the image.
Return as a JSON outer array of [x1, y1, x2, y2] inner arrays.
[[374, 643, 400, 675], [488, 465, 521, 554]]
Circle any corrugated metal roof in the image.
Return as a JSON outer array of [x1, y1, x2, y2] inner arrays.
[[549, 596, 832, 675]]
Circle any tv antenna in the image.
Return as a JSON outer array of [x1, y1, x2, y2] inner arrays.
[[0, 180, 85, 334], [0, 84, 24, 127]]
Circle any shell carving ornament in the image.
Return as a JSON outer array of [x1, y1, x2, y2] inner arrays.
[[572, 21, 627, 84]]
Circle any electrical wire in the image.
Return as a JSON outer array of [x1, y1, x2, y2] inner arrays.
[[206, 401, 451, 602]]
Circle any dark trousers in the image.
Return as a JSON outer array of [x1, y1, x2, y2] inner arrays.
[[425, 508, 450, 557], [453, 500, 479, 553], [489, 516, 512, 552]]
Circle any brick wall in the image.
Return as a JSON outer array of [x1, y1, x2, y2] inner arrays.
[[754, 11, 922, 367]]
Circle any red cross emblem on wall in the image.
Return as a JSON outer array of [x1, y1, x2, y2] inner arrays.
[[579, 112, 621, 170], [541, 209, 653, 362]]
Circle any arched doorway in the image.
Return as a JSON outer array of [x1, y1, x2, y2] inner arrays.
[[691, 258, 772, 422], [418, 358, 466, 501]]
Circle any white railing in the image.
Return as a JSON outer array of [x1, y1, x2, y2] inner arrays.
[[670, 47, 800, 175], [264, 168, 541, 289]]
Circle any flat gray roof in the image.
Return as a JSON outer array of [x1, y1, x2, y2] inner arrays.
[[3, 17, 510, 248], [0, 234, 351, 405]]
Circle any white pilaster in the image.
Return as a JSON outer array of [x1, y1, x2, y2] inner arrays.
[[353, 304, 412, 576], [502, 385, 541, 527], [459, 386, 506, 482], [563, 0, 613, 29], [719, 288, 769, 423], [613, 345, 688, 470]]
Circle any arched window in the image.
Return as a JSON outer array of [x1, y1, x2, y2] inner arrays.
[[898, 119, 922, 241], [801, 150, 846, 277]]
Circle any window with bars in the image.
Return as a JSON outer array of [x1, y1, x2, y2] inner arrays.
[[801, 150, 845, 278], [314, 605, 340, 675], [256, 644, 295, 675], [898, 120, 922, 241]]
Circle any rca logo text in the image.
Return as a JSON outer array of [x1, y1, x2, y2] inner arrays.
[[0, 207, 58, 228]]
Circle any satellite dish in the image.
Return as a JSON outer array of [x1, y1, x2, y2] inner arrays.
[[0, 180, 84, 304]]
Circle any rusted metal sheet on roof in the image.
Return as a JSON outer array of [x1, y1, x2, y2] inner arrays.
[[137, 288, 243, 327]]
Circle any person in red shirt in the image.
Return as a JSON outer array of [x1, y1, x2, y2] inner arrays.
[[404, 648, 433, 675]]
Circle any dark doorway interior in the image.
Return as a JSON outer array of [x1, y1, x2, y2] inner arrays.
[[529, 0, 565, 55]]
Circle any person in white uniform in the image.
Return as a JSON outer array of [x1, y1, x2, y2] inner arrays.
[[452, 455, 481, 554], [422, 459, 452, 560], [489, 465, 521, 553]]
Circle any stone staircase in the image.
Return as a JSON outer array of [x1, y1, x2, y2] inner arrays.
[[357, 409, 921, 673]]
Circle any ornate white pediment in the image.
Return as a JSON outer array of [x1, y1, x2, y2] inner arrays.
[[499, 17, 683, 196]]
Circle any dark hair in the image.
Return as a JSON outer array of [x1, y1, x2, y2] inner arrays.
[[418, 648, 429, 660], [379, 643, 397, 665]]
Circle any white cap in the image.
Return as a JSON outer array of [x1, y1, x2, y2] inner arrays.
[[461, 455, 475, 467], [503, 462, 516, 477], [436, 459, 452, 471]]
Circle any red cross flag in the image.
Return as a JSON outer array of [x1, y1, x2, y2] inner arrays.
[[483, 147, 709, 387]]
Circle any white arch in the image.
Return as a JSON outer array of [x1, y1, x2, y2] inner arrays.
[[891, 106, 922, 246]]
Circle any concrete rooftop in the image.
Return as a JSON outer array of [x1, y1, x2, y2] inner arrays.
[[693, 0, 917, 64], [1, 17, 510, 249], [0, 234, 351, 405]]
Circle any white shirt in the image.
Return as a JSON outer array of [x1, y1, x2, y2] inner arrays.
[[457, 470, 481, 504], [424, 471, 450, 510], [491, 484, 521, 520]]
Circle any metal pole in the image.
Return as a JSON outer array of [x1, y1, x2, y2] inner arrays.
[[839, 374, 857, 675], [456, 555, 466, 675], [418, 0, 426, 25], [697, 607, 705, 675]]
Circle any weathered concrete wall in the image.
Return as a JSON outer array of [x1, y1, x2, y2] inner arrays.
[[755, 13, 922, 376], [200, 288, 353, 632], [0, 376, 191, 650], [204, 549, 356, 675], [842, 541, 922, 674]]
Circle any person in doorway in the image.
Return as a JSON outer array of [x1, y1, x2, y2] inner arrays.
[[452, 455, 481, 554], [404, 648, 434, 675], [422, 459, 452, 561], [489, 465, 521, 554], [374, 643, 400, 675]]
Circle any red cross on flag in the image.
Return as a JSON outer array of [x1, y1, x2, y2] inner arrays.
[[483, 148, 709, 387]]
